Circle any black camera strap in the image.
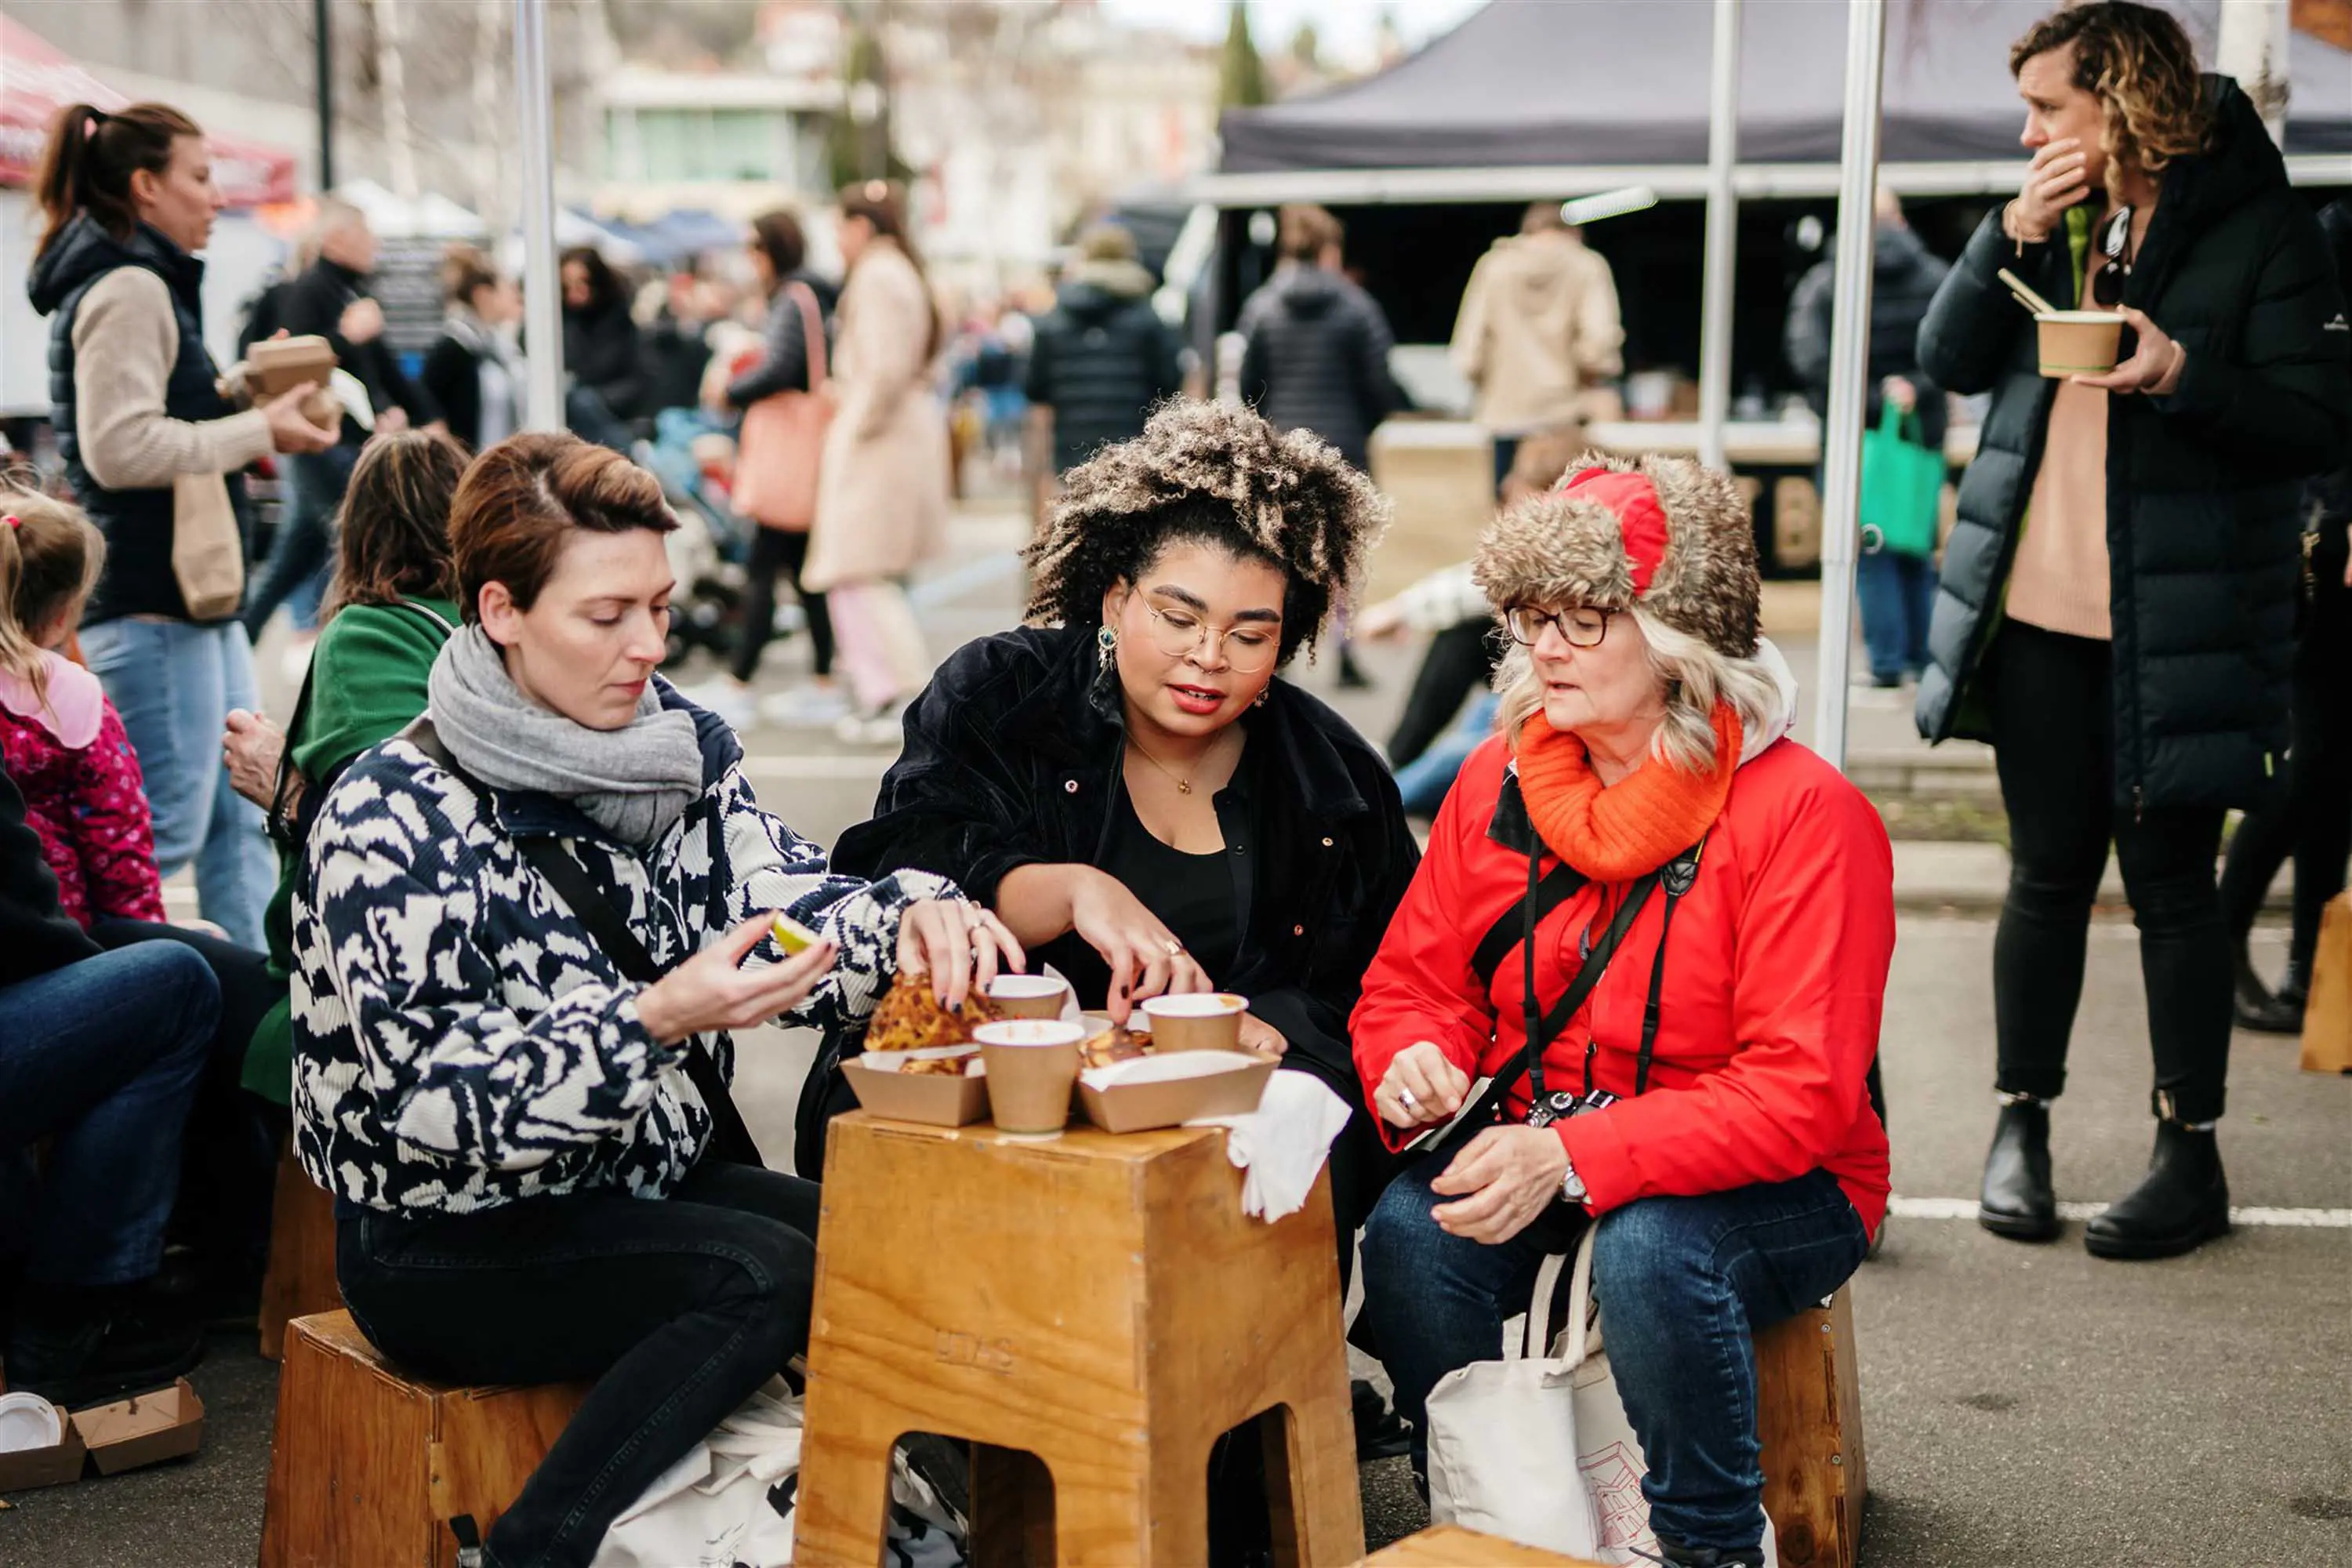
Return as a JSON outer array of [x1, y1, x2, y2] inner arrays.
[[403, 717, 764, 1169]]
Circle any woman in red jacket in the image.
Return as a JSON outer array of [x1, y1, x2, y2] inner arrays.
[[1352, 454, 1894, 1568]]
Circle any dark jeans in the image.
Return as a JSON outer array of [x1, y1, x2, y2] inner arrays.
[[92, 920, 284, 1279], [338, 1160, 820, 1568], [1857, 549, 1936, 683], [1359, 1160, 1867, 1559], [732, 525, 834, 683], [1389, 619, 1504, 770], [1986, 621, 2233, 1121], [244, 444, 358, 640], [2217, 579, 2352, 972], [0, 944, 219, 1286]]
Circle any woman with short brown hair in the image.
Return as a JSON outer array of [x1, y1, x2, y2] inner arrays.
[[290, 430, 1014, 1568]]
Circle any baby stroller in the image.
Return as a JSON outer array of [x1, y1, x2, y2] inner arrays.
[[639, 408, 750, 668]]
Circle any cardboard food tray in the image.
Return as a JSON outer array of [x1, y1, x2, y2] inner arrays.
[[0, 1378, 205, 1491], [1079, 1050, 1276, 1134], [247, 334, 338, 395], [843, 1046, 988, 1127]]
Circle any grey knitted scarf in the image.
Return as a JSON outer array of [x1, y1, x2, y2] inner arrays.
[[426, 625, 702, 848]]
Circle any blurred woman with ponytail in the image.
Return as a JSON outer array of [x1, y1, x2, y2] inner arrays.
[[26, 101, 338, 952]]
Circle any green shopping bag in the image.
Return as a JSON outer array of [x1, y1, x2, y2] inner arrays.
[[1859, 401, 1944, 559]]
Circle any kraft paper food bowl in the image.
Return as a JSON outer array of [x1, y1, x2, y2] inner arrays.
[[843, 1046, 988, 1126], [1078, 1050, 1278, 1134], [1141, 993, 1248, 1052], [985, 973, 1072, 1021], [2036, 310, 2125, 378]]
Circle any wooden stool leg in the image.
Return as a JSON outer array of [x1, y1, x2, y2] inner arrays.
[[793, 1428, 899, 1568], [1047, 1438, 1207, 1568], [1261, 1393, 1367, 1568], [971, 1444, 1056, 1568]]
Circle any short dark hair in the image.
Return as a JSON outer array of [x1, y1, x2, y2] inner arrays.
[[321, 430, 468, 623], [449, 432, 676, 622], [1276, 204, 1341, 262], [33, 101, 205, 261], [1024, 401, 1387, 665], [750, 209, 807, 282], [441, 243, 501, 308]]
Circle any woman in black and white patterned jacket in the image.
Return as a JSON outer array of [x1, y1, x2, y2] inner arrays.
[[289, 431, 1018, 1568]]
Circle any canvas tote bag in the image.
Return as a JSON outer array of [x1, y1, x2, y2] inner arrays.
[[171, 470, 245, 622], [731, 281, 832, 533], [1426, 1226, 1779, 1566], [1857, 402, 1944, 561]]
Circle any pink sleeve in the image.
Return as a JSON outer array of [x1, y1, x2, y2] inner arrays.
[[71, 701, 168, 924]]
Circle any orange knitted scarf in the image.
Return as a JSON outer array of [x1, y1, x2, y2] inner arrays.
[[1515, 703, 1742, 881]]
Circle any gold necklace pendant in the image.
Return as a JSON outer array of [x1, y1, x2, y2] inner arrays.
[[1176, 779, 1192, 795]]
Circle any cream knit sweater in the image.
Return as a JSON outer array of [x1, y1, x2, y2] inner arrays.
[[70, 267, 271, 492]]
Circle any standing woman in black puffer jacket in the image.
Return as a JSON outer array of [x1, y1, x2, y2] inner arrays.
[[1915, 2, 2351, 1260]]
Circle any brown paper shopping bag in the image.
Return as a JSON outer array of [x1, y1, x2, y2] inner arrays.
[[2300, 893, 2352, 1075], [171, 471, 245, 622]]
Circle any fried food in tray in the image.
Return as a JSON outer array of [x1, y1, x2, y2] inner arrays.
[[862, 970, 1005, 1054], [1080, 1024, 1152, 1070], [896, 1053, 979, 1077]]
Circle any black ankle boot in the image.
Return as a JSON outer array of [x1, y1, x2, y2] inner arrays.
[[2084, 1120, 2230, 1260], [2, 1279, 205, 1409], [1654, 1535, 1766, 1568], [2237, 953, 2310, 1035], [1978, 1097, 2059, 1241]]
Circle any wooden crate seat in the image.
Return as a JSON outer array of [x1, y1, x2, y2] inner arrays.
[[258, 1139, 342, 1360], [794, 1113, 1365, 1567], [258, 1309, 587, 1568]]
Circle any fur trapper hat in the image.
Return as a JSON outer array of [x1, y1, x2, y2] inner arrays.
[[1472, 449, 1761, 659]]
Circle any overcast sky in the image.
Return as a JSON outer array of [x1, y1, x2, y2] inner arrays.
[[1098, 0, 1490, 65]]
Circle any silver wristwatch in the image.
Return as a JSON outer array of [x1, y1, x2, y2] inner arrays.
[[1560, 1155, 1588, 1205]]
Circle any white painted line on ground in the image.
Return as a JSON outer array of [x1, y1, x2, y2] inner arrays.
[[1888, 1196, 2351, 1228], [909, 550, 1023, 610]]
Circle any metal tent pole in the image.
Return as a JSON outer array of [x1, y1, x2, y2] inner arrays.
[[314, 0, 335, 189], [514, 0, 564, 431], [1697, 0, 1740, 471], [1811, 0, 1889, 773]]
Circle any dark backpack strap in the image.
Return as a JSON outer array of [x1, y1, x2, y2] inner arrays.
[[266, 665, 318, 848], [406, 718, 764, 1169], [1468, 859, 1586, 994]]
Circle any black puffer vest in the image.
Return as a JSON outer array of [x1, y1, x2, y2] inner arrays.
[[30, 216, 250, 626]]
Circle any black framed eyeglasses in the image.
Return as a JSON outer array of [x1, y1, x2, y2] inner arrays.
[[2091, 204, 2134, 308], [1504, 605, 1615, 649]]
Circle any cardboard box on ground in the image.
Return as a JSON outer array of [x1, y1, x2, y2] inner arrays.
[[0, 1377, 205, 1493]]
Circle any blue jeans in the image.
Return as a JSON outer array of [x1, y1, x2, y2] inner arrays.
[[1359, 1159, 1870, 1559], [245, 444, 355, 638], [1856, 548, 1936, 684], [1393, 691, 1501, 815], [0, 944, 220, 1286], [80, 616, 275, 949]]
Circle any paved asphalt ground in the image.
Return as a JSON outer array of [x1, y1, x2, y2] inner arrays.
[[5, 506, 2346, 1566]]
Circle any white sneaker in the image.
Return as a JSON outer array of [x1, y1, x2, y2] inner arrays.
[[834, 701, 907, 746], [677, 677, 757, 731], [759, 684, 851, 727]]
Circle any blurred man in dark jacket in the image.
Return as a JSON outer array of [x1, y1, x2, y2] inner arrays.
[[1785, 187, 1951, 688], [1026, 224, 1181, 478], [1237, 205, 1403, 474]]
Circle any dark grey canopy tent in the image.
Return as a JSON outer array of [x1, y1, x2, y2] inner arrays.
[[1213, 0, 2352, 198]]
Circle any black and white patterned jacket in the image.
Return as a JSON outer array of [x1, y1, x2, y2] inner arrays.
[[291, 684, 954, 1216]]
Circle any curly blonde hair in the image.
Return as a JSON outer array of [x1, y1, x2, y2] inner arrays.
[[1024, 400, 1389, 664], [2012, 2, 2209, 203]]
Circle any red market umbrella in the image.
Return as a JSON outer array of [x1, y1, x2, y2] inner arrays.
[[0, 14, 296, 207]]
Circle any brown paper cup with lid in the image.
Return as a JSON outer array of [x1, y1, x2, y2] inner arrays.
[[1140, 993, 1248, 1052], [2035, 310, 2125, 379], [985, 974, 1070, 1021]]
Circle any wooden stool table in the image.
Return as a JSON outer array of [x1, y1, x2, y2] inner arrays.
[[1755, 1287, 1865, 1568], [795, 1112, 1364, 1567], [1361, 1523, 1606, 1566], [259, 1310, 587, 1568], [258, 1138, 343, 1360]]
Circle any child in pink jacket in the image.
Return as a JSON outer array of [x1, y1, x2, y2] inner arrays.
[[0, 488, 165, 929]]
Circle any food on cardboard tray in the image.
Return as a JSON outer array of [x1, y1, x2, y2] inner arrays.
[[1080, 1023, 1152, 1069], [862, 969, 1006, 1054], [896, 1052, 982, 1077]]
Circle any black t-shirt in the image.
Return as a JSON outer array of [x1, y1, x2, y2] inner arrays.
[[1102, 782, 1242, 983]]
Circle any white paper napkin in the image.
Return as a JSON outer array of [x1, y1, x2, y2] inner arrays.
[[1187, 1069, 1353, 1222]]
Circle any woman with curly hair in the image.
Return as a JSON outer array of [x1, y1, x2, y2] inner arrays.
[[1918, 2, 2352, 1258], [823, 397, 1418, 1206]]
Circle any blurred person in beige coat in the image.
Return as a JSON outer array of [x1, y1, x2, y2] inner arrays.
[[806, 180, 951, 744], [1450, 201, 1624, 495]]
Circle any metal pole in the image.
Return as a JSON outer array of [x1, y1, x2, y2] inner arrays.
[[514, 0, 564, 431], [1811, 0, 1889, 773], [1697, 0, 1740, 471], [314, 0, 335, 190]]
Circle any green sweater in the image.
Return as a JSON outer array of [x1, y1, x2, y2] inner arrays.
[[242, 597, 458, 1102]]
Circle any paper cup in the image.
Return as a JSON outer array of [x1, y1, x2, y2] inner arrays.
[[985, 973, 1071, 1021], [974, 1020, 1085, 1136], [1140, 992, 1247, 1052], [2035, 310, 2125, 378]]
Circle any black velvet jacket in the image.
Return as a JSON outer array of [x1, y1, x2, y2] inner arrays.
[[828, 624, 1421, 1100]]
